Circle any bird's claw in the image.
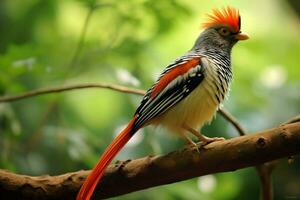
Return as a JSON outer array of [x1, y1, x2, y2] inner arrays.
[[201, 136, 225, 145]]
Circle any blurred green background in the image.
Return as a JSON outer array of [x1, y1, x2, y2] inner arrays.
[[0, 0, 300, 199]]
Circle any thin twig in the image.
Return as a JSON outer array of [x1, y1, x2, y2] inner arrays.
[[0, 83, 145, 103], [0, 81, 247, 139], [218, 108, 246, 136], [256, 161, 277, 200], [281, 115, 300, 125], [67, 8, 93, 70], [25, 102, 58, 151], [65, 2, 113, 78], [217, 108, 276, 200]]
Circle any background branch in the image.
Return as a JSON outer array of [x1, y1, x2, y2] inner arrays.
[[0, 83, 144, 103], [282, 115, 300, 125], [0, 122, 299, 200], [0, 82, 244, 125], [218, 108, 246, 136], [219, 107, 275, 200]]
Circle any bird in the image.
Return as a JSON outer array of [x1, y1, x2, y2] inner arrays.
[[76, 6, 249, 200]]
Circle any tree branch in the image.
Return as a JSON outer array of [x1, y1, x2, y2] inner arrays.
[[1, 122, 299, 200], [255, 162, 276, 200], [218, 108, 246, 136], [218, 107, 275, 200], [282, 115, 300, 125], [0, 83, 145, 103], [0, 83, 249, 131]]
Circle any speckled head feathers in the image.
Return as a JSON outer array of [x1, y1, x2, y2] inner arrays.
[[202, 7, 241, 32]]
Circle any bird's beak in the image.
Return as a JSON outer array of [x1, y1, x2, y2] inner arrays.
[[234, 32, 249, 41]]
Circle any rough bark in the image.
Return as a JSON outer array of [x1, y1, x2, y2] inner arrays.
[[0, 122, 300, 200]]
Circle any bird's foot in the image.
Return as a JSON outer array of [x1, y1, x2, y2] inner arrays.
[[115, 159, 131, 172], [181, 133, 200, 152], [186, 140, 200, 153], [182, 124, 225, 146], [200, 135, 225, 145], [186, 139, 197, 147]]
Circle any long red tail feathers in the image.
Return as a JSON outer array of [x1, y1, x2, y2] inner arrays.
[[76, 116, 138, 200]]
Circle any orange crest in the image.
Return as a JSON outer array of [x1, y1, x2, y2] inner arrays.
[[202, 7, 240, 32]]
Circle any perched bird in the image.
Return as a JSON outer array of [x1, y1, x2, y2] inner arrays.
[[77, 7, 248, 200]]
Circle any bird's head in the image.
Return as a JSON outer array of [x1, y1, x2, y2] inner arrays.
[[193, 7, 249, 52]]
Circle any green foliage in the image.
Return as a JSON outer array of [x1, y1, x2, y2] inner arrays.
[[0, 0, 299, 199]]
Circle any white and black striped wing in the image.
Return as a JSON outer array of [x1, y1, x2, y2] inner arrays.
[[132, 58, 204, 131]]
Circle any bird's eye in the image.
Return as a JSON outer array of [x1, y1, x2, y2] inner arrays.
[[218, 28, 230, 36]]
